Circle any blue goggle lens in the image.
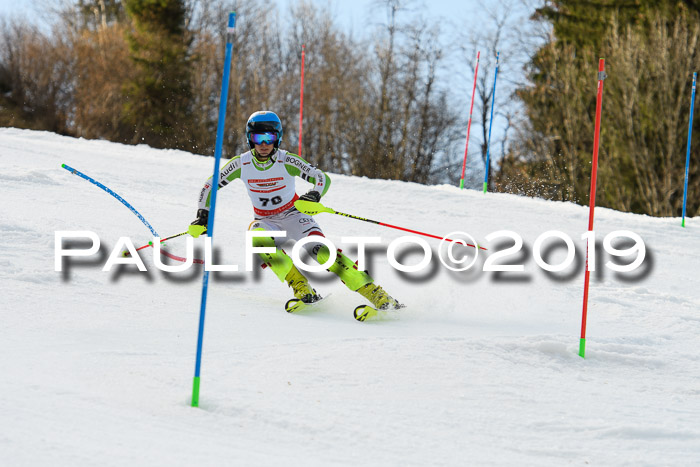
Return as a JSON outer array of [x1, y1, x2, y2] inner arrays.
[[250, 132, 278, 145]]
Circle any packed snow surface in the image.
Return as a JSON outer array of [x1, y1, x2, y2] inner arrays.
[[1, 128, 699, 466]]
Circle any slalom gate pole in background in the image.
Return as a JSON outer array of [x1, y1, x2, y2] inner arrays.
[[579, 58, 606, 359], [192, 12, 236, 408], [682, 72, 697, 228], [294, 200, 487, 250], [298, 44, 305, 156], [483, 51, 499, 193], [459, 51, 480, 189]]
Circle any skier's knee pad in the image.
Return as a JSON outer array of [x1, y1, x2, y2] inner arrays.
[[250, 227, 292, 282], [316, 245, 372, 291]]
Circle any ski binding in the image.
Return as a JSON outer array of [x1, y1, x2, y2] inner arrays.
[[353, 303, 406, 322], [353, 305, 379, 321], [285, 294, 329, 313]]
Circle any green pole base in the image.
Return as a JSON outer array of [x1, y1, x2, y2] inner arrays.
[[578, 338, 586, 358], [482, 182, 488, 193], [459, 179, 465, 189], [191, 376, 200, 407], [682, 218, 686, 228]]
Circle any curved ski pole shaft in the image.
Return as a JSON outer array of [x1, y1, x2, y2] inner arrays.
[[295, 200, 486, 250]]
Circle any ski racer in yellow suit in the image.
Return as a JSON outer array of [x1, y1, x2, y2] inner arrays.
[[188, 110, 401, 311]]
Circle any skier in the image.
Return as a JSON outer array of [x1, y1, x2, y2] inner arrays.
[[187, 110, 402, 313]]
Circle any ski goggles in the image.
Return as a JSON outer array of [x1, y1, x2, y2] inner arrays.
[[249, 132, 278, 145]]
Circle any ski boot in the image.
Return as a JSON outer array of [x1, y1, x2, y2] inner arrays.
[[356, 282, 402, 310], [286, 266, 321, 304]]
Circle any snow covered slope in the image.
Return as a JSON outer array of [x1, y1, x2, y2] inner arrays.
[[1, 128, 699, 466]]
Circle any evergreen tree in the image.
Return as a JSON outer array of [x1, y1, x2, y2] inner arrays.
[[499, 0, 700, 216], [120, 0, 193, 149]]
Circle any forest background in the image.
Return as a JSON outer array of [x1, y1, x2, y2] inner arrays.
[[1, 0, 699, 218]]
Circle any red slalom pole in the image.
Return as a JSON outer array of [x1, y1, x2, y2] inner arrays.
[[459, 50, 480, 189], [298, 44, 306, 156], [580, 58, 606, 358]]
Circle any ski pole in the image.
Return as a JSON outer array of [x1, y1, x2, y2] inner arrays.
[[122, 231, 188, 256], [295, 200, 486, 250], [134, 231, 188, 252], [122, 231, 205, 264], [134, 231, 206, 264]]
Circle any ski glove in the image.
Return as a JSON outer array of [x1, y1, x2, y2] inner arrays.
[[299, 190, 321, 203], [188, 209, 209, 238]]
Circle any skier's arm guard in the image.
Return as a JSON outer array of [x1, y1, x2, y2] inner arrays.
[[198, 155, 242, 210]]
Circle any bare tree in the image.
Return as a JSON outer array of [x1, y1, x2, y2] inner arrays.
[[282, 0, 370, 173], [0, 19, 73, 134], [354, 0, 458, 183], [450, 0, 542, 189], [0, 0, 461, 188]]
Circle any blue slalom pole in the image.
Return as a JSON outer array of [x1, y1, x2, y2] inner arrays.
[[682, 72, 697, 228], [61, 163, 159, 237], [192, 12, 236, 408], [483, 51, 499, 193]]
